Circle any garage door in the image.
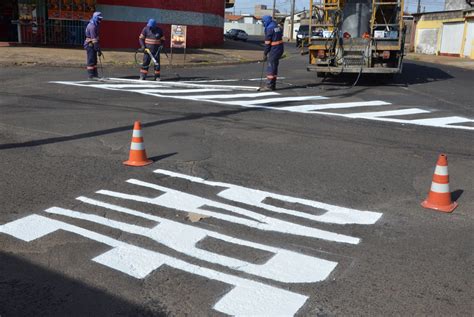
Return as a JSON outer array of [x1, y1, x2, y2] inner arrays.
[[440, 22, 464, 56], [463, 21, 474, 58]]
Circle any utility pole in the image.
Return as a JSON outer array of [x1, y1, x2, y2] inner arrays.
[[290, 0, 296, 41], [272, 0, 276, 18], [417, 0, 421, 13]]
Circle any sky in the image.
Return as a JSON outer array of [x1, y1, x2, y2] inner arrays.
[[226, 0, 447, 15]]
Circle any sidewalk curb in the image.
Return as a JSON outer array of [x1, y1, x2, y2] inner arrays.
[[0, 58, 262, 69]]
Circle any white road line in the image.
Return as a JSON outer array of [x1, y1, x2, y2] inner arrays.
[[220, 96, 329, 106], [105, 78, 259, 91], [180, 92, 279, 99], [154, 169, 383, 225], [180, 77, 287, 83], [50, 81, 474, 131], [97, 179, 361, 244], [346, 108, 430, 118], [48, 202, 338, 283], [0, 214, 308, 316], [87, 84, 169, 89], [122, 88, 229, 94], [408, 116, 474, 126], [277, 101, 391, 113]]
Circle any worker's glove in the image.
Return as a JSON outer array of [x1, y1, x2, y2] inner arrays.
[[97, 50, 103, 57], [262, 54, 268, 62]]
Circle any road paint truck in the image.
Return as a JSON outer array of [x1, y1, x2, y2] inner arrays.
[[305, 0, 405, 76]]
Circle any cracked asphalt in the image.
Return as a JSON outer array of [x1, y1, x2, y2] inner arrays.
[[0, 46, 473, 316]]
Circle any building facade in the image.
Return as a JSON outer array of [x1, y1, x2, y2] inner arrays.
[[224, 14, 264, 36], [413, 8, 474, 58], [1, 0, 226, 48]]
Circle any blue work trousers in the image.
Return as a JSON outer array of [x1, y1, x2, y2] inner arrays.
[[86, 45, 98, 78], [141, 45, 161, 78], [266, 49, 283, 88]]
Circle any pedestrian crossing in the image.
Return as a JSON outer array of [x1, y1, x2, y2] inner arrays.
[[0, 169, 383, 315], [51, 79, 474, 131]]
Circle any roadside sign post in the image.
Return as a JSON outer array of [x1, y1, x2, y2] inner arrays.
[[170, 25, 187, 67]]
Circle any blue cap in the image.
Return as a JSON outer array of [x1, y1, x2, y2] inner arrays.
[[91, 12, 103, 24], [262, 15, 272, 26], [147, 19, 157, 28]]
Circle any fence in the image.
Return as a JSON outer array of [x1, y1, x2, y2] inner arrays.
[[18, 0, 90, 46]]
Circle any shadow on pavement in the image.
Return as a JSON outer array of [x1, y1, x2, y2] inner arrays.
[[149, 152, 178, 162], [451, 189, 464, 202], [322, 62, 453, 86], [0, 107, 261, 150], [0, 251, 168, 316]]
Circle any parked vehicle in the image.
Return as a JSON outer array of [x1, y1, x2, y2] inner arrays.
[[224, 29, 249, 41], [295, 25, 321, 47]]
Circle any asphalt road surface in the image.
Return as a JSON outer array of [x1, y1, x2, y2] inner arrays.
[[0, 47, 473, 316]]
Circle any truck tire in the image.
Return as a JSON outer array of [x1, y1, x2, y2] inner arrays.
[[316, 72, 327, 78]]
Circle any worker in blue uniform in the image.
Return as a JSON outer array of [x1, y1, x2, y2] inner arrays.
[[84, 12, 103, 79], [138, 19, 165, 81], [260, 15, 284, 91]]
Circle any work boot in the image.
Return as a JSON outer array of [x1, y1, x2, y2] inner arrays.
[[257, 86, 275, 92], [153, 76, 161, 81], [139, 73, 147, 80]]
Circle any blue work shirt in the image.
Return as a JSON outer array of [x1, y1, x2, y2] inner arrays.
[[139, 25, 165, 48], [264, 21, 284, 57], [84, 21, 100, 50]]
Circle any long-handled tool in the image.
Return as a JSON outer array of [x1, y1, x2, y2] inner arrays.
[[144, 48, 158, 65], [134, 47, 180, 80], [256, 60, 266, 91], [98, 51, 105, 80]]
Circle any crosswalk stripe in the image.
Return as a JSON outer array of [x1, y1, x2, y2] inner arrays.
[[346, 108, 429, 118], [50, 80, 474, 131], [180, 77, 286, 83], [408, 116, 474, 126], [122, 88, 229, 94], [278, 101, 391, 113], [180, 92, 279, 99], [88, 84, 168, 89], [106, 77, 259, 91], [220, 96, 328, 106]]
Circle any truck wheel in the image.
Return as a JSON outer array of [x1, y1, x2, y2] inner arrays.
[[316, 72, 327, 78]]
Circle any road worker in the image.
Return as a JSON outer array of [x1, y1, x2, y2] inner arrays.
[[84, 11, 103, 79], [260, 15, 284, 91], [138, 18, 165, 81]]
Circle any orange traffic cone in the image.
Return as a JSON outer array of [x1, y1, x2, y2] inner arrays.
[[123, 121, 153, 167], [421, 154, 457, 213]]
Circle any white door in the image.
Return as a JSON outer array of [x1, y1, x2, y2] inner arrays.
[[463, 21, 474, 58], [440, 22, 464, 55]]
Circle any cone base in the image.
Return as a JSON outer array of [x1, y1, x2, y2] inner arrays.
[[421, 200, 458, 213], [123, 159, 153, 167]]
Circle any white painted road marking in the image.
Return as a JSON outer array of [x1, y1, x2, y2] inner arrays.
[[346, 108, 430, 118], [277, 100, 391, 113], [154, 169, 382, 225], [0, 169, 384, 315], [51, 80, 474, 131], [181, 92, 279, 99], [0, 214, 308, 316], [98, 179, 361, 244], [48, 199, 338, 283]]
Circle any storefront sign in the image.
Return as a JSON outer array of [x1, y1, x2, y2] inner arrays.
[[48, 0, 94, 21], [170, 25, 187, 48]]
